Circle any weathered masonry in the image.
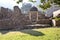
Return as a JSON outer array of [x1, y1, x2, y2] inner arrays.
[[29, 6, 38, 22]]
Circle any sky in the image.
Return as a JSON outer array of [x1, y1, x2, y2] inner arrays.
[[0, 0, 40, 9]]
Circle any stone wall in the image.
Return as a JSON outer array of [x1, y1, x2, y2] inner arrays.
[[56, 21, 60, 26], [1, 7, 8, 19], [0, 7, 14, 29], [0, 6, 52, 30], [37, 19, 52, 26], [0, 19, 14, 29]]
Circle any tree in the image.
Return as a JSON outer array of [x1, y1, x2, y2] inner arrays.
[[21, 3, 32, 14], [53, 0, 60, 5], [40, 0, 46, 5], [29, 0, 36, 3], [39, 0, 60, 10], [39, 1, 51, 10], [16, 0, 36, 4], [16, 0, 60, 9], [16, 0, 23, 4]]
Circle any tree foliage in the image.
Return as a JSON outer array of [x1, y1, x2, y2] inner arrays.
[[16, 0, 60, 9], [39, 0, 51, 10], [41, 0, 45, 3], [29, 0, 36, 3], [21, 3, 32, 13], [16, 0, 23, 4], [16, 0, 36, 4], [40, 0, 60, 9], [39, 1, 51, 10], [54, 0, 60, 5]]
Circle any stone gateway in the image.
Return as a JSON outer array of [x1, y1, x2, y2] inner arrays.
[[29, 6, 38, 22]]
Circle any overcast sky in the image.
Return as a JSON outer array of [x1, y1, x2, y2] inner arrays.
[[0, 0, 40, 9]]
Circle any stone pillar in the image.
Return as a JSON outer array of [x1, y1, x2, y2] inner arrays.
[[29, 12, 31, 21], [52, 19, 56, 27], [37, 12, 38, 21]]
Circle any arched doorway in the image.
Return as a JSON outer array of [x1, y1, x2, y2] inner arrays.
[[29, 6, 38, 22]]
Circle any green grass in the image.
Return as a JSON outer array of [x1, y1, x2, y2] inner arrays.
[[0, 28, 60, 40]]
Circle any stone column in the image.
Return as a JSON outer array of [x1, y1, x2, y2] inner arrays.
[[29, 12, 31, 21], [37, 12, 38, 21], [52, 19, 56, 27]]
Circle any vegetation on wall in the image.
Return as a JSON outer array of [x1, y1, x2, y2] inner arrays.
[[54, 17, 60, 21]]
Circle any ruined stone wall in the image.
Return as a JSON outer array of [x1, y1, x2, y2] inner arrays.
[[56, 21, 60, 26], [37, 19, 52, 26], [1, 7, 8, 19], [0, 19, 14, 29], [0, 7, 14, 29], [0, 6, 53, 30], [10, 6, 32, 29]]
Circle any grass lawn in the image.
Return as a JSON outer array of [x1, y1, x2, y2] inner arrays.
[[0, 28, 60, 40]]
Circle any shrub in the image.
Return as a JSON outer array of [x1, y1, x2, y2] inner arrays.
[[54, 17, 60, 21]]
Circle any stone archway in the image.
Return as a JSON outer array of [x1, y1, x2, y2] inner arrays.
[[29, 6, 38, 22]]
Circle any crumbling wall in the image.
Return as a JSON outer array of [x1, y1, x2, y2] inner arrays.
[[0, 6, 53, 30]]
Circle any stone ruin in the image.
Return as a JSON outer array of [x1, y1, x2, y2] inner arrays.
[[0, 6, 52, 30], [0, 7, 13, 29]]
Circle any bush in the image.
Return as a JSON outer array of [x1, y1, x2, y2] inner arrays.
[[54, 17, 60, 21]]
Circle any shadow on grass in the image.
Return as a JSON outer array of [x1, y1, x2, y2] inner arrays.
[[20, 30, 44, 36], [0, 30, 10, 34], [0, 29, 44, 36]]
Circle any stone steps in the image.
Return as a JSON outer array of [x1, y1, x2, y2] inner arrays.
[[26, 24, 50, 27]]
